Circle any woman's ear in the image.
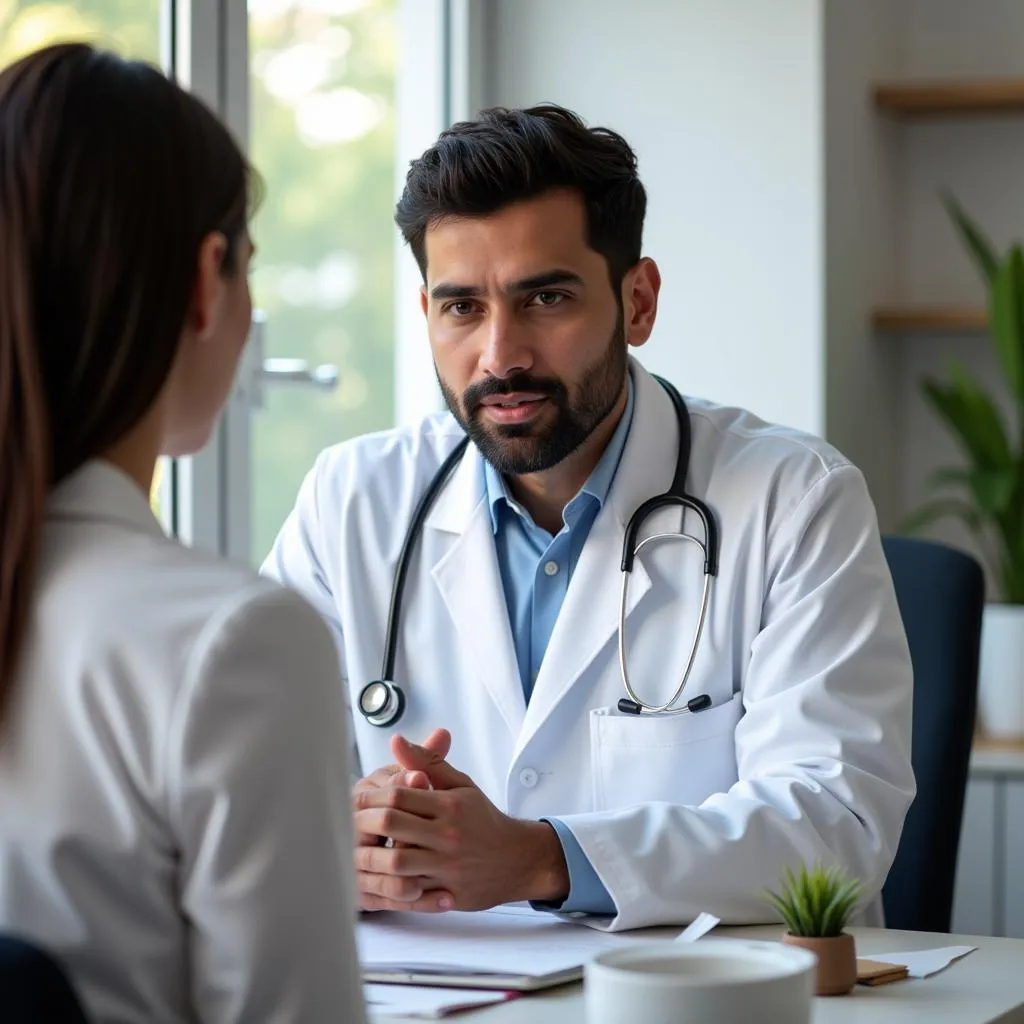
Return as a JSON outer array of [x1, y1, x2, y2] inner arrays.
[[188, 231, 230, 340]]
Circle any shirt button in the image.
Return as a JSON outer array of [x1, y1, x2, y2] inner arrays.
[[543, 560, 559, 577], [519, 768, 539, 788]]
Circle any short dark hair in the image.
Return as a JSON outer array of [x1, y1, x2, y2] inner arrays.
[[395, 103, 646, 289]]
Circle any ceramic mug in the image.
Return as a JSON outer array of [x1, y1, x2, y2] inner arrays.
[[584, 937, 817, 1024]]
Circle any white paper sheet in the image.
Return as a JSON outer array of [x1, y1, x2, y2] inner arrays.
[[364, 983, 511, 1019], [675, 912, 721, 943], [357, 908, 629, 978], [859, 945, 977, 978]]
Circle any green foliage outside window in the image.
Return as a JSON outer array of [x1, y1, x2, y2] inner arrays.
[[1, 0, 399, 563]]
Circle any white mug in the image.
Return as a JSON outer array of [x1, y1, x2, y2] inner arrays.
[[585, 937, 817, 1024]]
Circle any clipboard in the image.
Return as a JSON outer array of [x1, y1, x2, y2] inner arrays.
[[362, 961, 582, 991], [357, 908, 625, 992]]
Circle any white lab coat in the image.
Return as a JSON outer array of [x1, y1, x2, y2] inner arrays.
[[0, 462, 366, 1024], [263, 359, 916, 933]]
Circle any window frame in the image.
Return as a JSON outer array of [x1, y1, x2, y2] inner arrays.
[[170, 0, 469, 562]]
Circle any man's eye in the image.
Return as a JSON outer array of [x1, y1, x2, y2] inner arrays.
[[447, 301, 475, 316], [531, 291, 564, 307]]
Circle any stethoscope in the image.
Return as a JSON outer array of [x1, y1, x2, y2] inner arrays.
[[357, 376, 719, 728]]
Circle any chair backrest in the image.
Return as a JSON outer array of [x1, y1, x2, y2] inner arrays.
[[880, 535, 984, 933], [0, 935, 92, 1023]]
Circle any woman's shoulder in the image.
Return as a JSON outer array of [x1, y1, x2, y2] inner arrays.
[[36, 516, 334, 712]]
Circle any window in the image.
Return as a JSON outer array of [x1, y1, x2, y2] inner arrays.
[[247, 0, 399, 563]]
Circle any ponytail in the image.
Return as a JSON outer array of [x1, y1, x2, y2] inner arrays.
[[0, 42, 253, 728], [0, 236, 51, 722]]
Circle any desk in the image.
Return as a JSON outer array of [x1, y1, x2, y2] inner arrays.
[[373, 925, 1024, 1023]]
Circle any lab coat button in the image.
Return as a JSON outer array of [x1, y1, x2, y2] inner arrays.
[[543, 560, 559, 576], [519, 768, 539, 788]]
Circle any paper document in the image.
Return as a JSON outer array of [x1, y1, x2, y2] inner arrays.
[[358, 908, 630, 990], [859, 945, 977, 978], [364, 983, 513, 1019], [675, 912, 720, 943]]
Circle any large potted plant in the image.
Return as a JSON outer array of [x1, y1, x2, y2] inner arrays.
[[903, 193, 1024, 740]]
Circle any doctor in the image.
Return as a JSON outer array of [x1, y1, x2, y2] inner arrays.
[[263, 103, 916, 932]]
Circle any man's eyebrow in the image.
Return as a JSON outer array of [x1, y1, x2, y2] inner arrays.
[[429, 282, 480, 301], [429, 269, 585, 302], [506, 269, 585, 293]]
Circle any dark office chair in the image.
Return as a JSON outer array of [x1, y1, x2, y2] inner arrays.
[[880, 535, 985, 933], [0, 934, 92, 1023]]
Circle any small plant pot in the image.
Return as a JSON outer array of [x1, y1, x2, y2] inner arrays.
[[781, 932, 856, 996]]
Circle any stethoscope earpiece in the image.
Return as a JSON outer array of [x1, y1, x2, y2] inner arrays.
[[358, 680, 406, 729], [617, 694, 713, 716]]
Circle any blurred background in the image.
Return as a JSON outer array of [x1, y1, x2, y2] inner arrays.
[[3, 0, 1024, 941], [1, 0, 398, 562]]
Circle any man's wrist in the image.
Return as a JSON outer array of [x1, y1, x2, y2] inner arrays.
[[519, 820, 570, 904]]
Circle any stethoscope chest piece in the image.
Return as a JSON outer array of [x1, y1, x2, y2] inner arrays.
[[358, 680, 405, 728]]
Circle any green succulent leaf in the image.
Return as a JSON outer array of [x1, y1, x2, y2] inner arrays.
[[763, 863, 863, 938]]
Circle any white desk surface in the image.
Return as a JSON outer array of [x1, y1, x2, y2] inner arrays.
[[372, 923, 1024, 1023]]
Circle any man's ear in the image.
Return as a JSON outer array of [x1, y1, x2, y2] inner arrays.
[[420, 284, 429, 318], [188, 231, 230, 340], [622, 257, 661, 349]]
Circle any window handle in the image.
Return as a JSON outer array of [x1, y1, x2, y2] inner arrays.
[[238, 309, 339, 409]]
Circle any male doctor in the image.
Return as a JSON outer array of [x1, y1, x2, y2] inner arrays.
[[263, 104, 915, 932]]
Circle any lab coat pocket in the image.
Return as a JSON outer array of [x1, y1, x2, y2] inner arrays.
[[589, 692, 744, 811]]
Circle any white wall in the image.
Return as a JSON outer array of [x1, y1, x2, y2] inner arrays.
[[891, 0, 1024, 593], [482, 0, 827, 436], [474, 0, 1023, 554], [822, 0, 902, 528]]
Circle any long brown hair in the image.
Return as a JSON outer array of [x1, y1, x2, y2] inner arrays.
[[0, 43, 254, 722]]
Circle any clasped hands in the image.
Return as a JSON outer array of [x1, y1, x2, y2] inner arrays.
[[352, 728, 570, 913]]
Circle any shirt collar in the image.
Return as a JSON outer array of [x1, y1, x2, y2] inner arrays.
[[46, 459, 165, 538], [483, 370, 636, 533]]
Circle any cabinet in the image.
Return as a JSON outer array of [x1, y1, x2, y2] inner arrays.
[[951, 746, 1024, 937]]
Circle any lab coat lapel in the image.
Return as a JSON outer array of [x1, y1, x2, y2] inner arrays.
[[426, 444, 526, 738], [516, 361, 682, 748]]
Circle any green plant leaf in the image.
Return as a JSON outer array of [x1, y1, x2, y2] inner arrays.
[[763, 863, 863, 937], [970, 469, 1017, 516], [763, 889, 802, 935], [943, 191, 1000, 285], [897, 497, 983, 536], [922, 371, 1013, 469], [988, 246, 1024, 401]]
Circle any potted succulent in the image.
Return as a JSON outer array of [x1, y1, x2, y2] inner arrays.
[[764, 864, 862, 996], [903, 193, 1024, 739]]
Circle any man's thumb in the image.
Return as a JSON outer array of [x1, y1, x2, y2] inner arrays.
[[421, 727, 452, 759], [390, 734, 470, 790]]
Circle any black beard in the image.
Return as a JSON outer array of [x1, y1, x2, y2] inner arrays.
[[437, 312, 627, 475]]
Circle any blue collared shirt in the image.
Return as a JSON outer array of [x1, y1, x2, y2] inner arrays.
[[482, 375, 634, 916]]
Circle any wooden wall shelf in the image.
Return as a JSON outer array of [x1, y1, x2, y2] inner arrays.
[[872, 307, 988, 333], [874, 79, 1024, 117]]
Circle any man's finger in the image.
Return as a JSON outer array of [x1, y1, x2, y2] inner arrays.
[[355, 844, 439, 877], [390, 735, 473, 790], [420, 728, 452, 759], [352, 806, 444, 849], [360, 889, 455, 914], [357, 870, 426, 903], [353, 784, 444, 817]]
